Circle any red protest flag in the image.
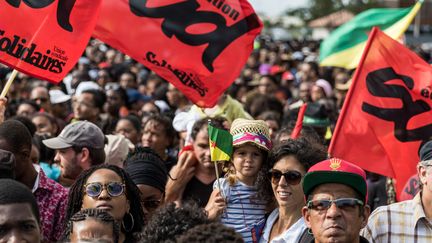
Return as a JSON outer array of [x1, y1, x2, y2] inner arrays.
[[93, 0, 262, 107], [329, 27, 432, 201], [0, 0, 102, 83], [291, 103, 307, 139]]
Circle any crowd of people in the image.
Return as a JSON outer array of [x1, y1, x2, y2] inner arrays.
[[0, 35, 431, 242]]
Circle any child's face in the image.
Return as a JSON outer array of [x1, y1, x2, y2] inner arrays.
[[232, 143, 265, 185]]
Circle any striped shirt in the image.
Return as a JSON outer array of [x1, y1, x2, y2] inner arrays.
[[215, 178, 267, 243], [361, 192, 432, 243]]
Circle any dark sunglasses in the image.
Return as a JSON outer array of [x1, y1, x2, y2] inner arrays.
[[84, 182, 125, 198], [141, 199, 162, 210], [268, 169, 302, 185], [307, 198, 364, 211]]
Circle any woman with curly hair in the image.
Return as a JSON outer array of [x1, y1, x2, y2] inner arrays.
[[257, 138, 327, 243], [65, 164, 145, 242]]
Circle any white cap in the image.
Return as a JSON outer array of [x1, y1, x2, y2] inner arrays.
[[315, 79, 333, 98], [75, 81, 102, 95], [49, 89, 71, 104], [104, 134, 134, 168]]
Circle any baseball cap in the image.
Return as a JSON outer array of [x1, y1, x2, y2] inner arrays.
[[230, 118, 272, 152], [49, 89, 71, 104], [281, 71, 294, 81], [127, 88, 151, 104], [104, 134, 134, 167], [315, 79, 333, 98], [42, 121, 105, 150], [303, 102, 331, 127], [302, 158, 368, 202], [419, 140, 432, 162], [75, 81, 102, 95]]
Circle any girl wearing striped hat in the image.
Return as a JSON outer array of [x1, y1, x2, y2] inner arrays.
[[206, 118, 272, 243]]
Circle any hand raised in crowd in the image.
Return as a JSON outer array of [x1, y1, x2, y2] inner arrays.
[[164, 150, 197, 204], [205, 189, 226, 220]]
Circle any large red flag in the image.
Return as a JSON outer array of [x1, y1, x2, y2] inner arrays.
[[0, 0, 102, 83], [93, 0, 262, 107], [329, 27, 432, 201]]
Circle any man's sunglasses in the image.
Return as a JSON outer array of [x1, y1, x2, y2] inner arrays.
[[307, 198, 364, 211], [268, 169, 302, 185], [84, 182, 125, 198]]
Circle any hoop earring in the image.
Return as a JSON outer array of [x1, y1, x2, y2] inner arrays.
[[122, 212, 135, 232], [308, 228, 313, 235]]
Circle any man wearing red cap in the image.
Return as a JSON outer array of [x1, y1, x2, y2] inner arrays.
[[301, 158, 371, 243], [361, 140, 432, 242]]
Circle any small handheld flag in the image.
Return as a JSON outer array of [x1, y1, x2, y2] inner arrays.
[[208, 123, 233, 162], [208, 121, 232, 195]]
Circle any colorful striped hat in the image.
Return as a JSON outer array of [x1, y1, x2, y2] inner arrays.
[[230, 118, 271, 152]]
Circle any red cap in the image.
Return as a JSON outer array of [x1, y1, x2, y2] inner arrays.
[[270, 65, 282, 75], [281, 71, 294, 81], [302, 158, 368, 202]]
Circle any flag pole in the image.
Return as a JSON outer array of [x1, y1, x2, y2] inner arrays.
[[328, 27, 379, 155], [208, 119, 223, 195], [214, 161, 223, 195], [0, 69, 18, 98]]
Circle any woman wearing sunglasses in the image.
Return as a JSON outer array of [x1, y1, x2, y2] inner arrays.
[[65, 164, 145, 242], [257, 138, 326, 243]]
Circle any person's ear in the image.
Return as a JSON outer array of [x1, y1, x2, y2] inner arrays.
[[79, 147, 91, 169], [301, 206, 312, 228], [418, 164, 428, 186], [21, 148, 31, 161], [361, 205, 371, 228], [81, 147, 90, 160]]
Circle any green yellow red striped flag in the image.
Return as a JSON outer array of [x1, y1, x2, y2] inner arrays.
[[320, 1, 422, 69], [208, 123, 232, 161]]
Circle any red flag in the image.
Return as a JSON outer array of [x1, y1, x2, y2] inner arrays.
[[0, 0, 102, 83], [93, 0, 262, 107], [291, 103, 307, 139], [329, 27, 432, 201]]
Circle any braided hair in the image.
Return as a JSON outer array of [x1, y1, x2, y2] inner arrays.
[[124, 146, 165, 167], [65, 164, 145, 239], [62, 208, 120, 242]]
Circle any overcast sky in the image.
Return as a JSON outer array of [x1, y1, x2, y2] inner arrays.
[[249, 0, 309, 17]]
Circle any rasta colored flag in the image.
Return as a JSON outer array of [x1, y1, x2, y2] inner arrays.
[[208, 123, 233, 161], [320, 1, 422, 69], [329, 27, 432, 201]]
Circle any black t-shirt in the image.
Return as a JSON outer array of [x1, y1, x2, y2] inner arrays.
[[164, 154, 177, 172], [182, 176, 214, 207]]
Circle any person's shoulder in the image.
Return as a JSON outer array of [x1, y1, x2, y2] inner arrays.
[[40, 170, 68, 195], [363, 198, 416, 236], [372, 198, 414, 216]]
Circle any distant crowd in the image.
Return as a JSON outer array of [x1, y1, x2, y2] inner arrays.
[[0, 35, 430, 242]]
